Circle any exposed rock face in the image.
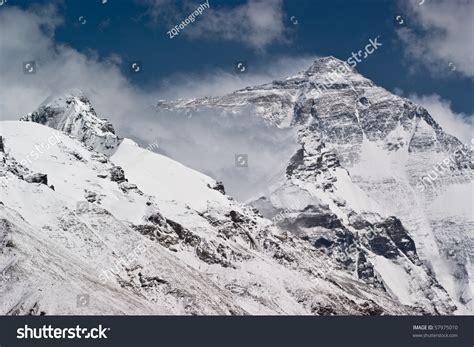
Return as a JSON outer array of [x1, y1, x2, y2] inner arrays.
[[210, 181, 226, 195], [374, 217, 417, 260], [0, 144, 52, 191], [293, 205, 344, 230], [110, 165, 127, 183], [357, 251, 385, 290], [0, 136, 4, 153], [23, 173, 48, 185]]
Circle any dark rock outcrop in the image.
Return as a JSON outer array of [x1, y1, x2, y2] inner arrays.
[[210, 181, 225, 195], [294, 205, 344, 229], [23, 173, 48, 185], [110, 165, 127, 184], [286, 148, 304, 176], [368, 235, 399, 259], [374, 217, 417, 261]]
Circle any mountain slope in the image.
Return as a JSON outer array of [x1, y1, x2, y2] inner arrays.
[[0, 97, 437, 315]]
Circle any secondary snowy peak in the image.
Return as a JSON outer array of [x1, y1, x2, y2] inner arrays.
[[20, 92, 122, 156]]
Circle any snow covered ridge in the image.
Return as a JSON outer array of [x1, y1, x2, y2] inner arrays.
[[158, 56, 473, 314]]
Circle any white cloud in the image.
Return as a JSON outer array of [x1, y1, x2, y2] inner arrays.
[[410, 94, 473, 144], [0, 5, 309, 201], [131, 107, 298, 201], [137, 0, 179, 24], [0, 6, 144, 124], [186, 0, 287, 50], [397, 0, 474, 78], [139, 0, 289, 50], [0, 5, 312, 118], [158, 55, 316, 99]]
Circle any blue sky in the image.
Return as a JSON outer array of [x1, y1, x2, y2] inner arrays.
[[8, 0, 473, 116]]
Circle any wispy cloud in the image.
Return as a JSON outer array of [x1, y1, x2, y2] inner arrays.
[[186, 0, 288, 50], [410, 94, 473, 144], [138, 0, 289, 50], [157, 55, 316, 99], [397, 0, 474, 78]]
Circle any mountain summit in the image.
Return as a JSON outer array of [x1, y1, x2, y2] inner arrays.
[[157, 57, 473, 313]]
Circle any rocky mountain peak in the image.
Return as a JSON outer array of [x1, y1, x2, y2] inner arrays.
[[304, 56, 353, 75], [154, 58, 472, 313], [20, 91, 122, 156]]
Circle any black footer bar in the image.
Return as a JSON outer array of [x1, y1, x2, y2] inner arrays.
[[0, 315, 472, 347]]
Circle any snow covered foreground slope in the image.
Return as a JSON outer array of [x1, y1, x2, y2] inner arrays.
[[0, 96, 425, 315], [0, 82, 464, 315], [158, 57, 473, 314]]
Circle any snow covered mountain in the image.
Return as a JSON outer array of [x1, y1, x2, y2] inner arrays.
[[157, 57, 473, 314], [0, 94, 420, 315], [0, 55, 470, 315]]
